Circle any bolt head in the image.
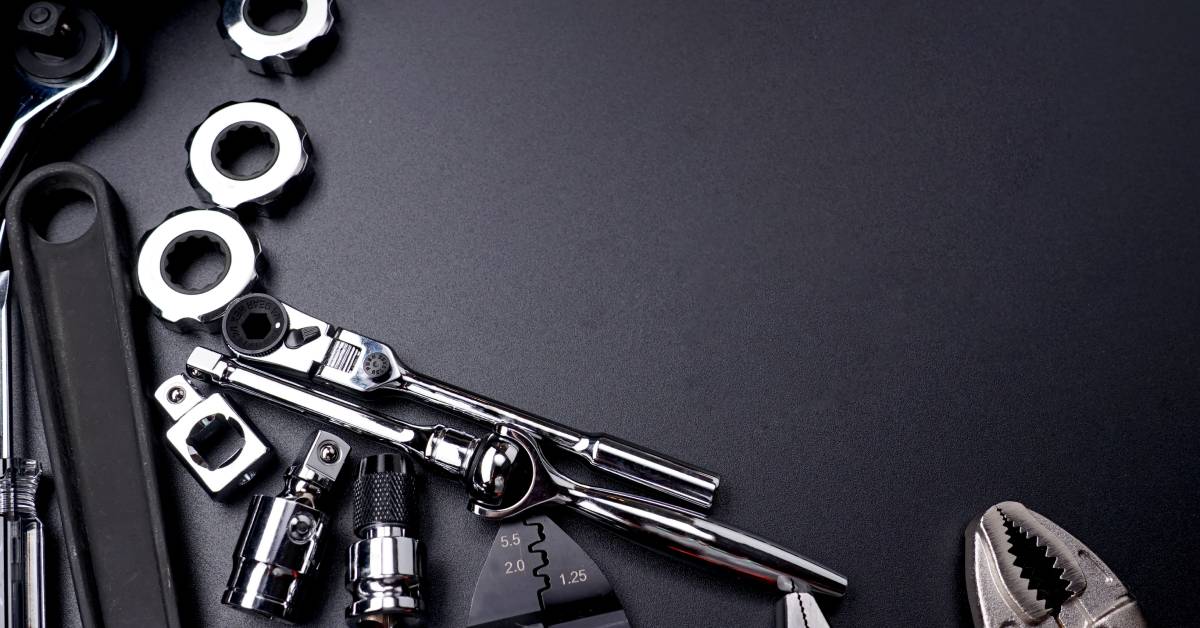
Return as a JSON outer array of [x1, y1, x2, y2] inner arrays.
[[287, 511, 317, 543], [18, 2, 65, 38], [319, 441, 340, 464], [166, 386, 187, 404], [28, 6, 51, 24]]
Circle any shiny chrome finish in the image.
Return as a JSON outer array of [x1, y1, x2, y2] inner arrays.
[[2, 9, 117, 626], [0, 226, 46, 628], [184, 349, 847, 602], [220, 293, 720, 510], [0, 460, 42, 628], [187, 347, 496, 482], [219, 0, 338, 75], [776, 587, 830, 628], [2, 5, 120, 201], [346, 454, 424, 627], [472, 426, 849, 599], [135, 208, 261, 330], [223, 430, 349, 623], [152, 375, 273, 499], [186, 100, 311, 211], [966, 501, 1146, 628]]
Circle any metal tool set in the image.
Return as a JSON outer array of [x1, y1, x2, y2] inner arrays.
[[0, 1, 1155, 627]]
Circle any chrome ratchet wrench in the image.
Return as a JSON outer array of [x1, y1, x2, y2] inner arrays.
[[2, 3, 121, 201], [218, 293, 721, 510], [1, 5, 120, 627], [185, 348, 849, 601]]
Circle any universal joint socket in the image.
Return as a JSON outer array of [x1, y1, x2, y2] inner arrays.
[[346, 453, 425, 627], [223, 430, 350, 623]]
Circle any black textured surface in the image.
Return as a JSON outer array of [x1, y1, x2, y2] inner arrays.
[[352, 459, 420, 534], [6, 164, 181, 628], [15, 1, 1200, 626]]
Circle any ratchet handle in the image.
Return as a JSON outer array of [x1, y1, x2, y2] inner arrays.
[[588, 434, 720, 511], [400, 372, 720, 510], [563, 482, 849, 598]]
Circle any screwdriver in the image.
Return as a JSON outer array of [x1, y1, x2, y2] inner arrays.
[[0, 222, 45, 628]]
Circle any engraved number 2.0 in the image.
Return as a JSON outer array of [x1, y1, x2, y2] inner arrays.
[[505, 560, 526, 574], [559, 569, 588, 585]]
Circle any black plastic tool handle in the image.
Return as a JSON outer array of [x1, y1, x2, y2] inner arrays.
[[5, 163, 181, 628]]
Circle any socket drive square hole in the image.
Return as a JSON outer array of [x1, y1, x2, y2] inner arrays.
[[186, 414, 247, 470]]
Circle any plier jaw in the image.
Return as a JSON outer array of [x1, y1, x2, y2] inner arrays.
[[965, 501, 1146, 628]]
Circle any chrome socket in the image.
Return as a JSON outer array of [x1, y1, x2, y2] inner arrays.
[[185, 100, 312, 213], [346, 453, 425, 627], [135, 208, 261, 330], [223, 430, 349, 623], [153, 375, 273, 499]]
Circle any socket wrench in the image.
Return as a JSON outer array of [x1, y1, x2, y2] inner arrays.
[[218, 292, 720, 510], [185, 348, 849, 600], [3, 2, 120, 201]]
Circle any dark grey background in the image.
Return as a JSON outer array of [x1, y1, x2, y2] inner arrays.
[[18, 1, 1200, 626]]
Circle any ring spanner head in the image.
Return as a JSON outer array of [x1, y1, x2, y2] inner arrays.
[[186, 100, 313, 213], [135, 208, 261, 331]]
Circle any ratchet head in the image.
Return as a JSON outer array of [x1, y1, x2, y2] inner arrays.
[[468, 427, 568, 521], [221, 293, 408, 393], [965, 501, 1146, 628], [4, 2, 120, 199]]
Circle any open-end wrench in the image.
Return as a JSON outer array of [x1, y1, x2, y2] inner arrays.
[[217, 292, 721, 511]]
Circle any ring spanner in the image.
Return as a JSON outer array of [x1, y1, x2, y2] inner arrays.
[[219, 292, 720, 510]]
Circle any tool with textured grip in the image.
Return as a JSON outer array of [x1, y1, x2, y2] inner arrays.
[[965, 501, 1147, 628], [218, 292, 720, 511], [467, 514, 630, 628], [186, 349, 848, 606], [346, 453, 425, 627]]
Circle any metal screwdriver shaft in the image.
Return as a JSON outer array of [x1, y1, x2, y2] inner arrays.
[[0, 223, 45, 628]]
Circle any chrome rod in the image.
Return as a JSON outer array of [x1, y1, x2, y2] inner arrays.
[[186, 348, 484, 479]]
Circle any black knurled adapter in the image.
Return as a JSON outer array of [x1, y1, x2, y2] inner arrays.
[[351, 453, 421, 536]]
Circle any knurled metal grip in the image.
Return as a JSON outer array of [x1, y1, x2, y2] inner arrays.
[[346, 453, 425, 626], [351, 454, 419, 535]]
